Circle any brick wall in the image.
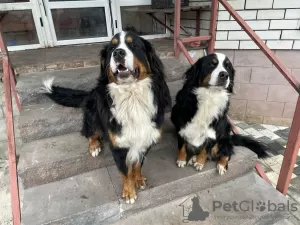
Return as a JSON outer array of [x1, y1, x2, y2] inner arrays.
[[170, 0, 300, 126], [174, 0, 300, 50], [216, 0, 300, 49], [214, 0, 300, 125], [216, 49, 299, 126]]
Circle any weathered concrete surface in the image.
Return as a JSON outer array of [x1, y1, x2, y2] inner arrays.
[[108, 147, 257, 218], [21, 168, 119, 225], [21, 148, 259, 225], [18, 129, 177, 189], [112, 172, 299, 225], [18, 132, 114, 189], [16, 58, 188, 106], [18, 80, 183, 143], [17, 67, 99, 106], [18, 102, 82, 143]]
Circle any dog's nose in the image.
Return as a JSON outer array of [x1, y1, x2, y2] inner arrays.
[[113, 48, 126, 60], [219, 72, 229, 79]]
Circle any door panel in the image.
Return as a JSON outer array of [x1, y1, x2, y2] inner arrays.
[[43, 0, 113, 46], [0, 0, 47, 51]]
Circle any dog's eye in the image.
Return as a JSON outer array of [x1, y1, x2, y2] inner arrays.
[[131, 43, 137, 48], [212, 58, 218, 65], [109, 45, 116, 51], [224, 61, 230, 68]]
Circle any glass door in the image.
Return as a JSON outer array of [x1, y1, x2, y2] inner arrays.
[[42, 0, 113, 46], [113, 0, 169, 39], [0, 0, 47, 51]]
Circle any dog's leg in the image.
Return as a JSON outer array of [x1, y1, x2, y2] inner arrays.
[[112, 149, 137, 204], [215, 139, 233, 175], [120, 168, 137, 204], [193, 148, 207, 171], [217, 156, 229, 175], [133, 162, 146, 190], [176, 135, 187, 168], [88, 130, 102, 157]]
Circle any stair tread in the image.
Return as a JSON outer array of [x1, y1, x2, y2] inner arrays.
[[18, 128, 176, 188], [112, 172, 294, 225], [21, 147, 257, 225], [17, 79, 182, 143], [16, 58, 189, 106], [22, 168, 119, 225], [19, 102, 81, 119], [18, 102, 82, 143], [17, 132, 113, 188]]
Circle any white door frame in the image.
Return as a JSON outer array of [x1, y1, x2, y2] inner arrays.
[[0, 1, 47, 51], [0, 0, 171, 51], [114, 0, 171, 39], [42, 0, 113, 46]]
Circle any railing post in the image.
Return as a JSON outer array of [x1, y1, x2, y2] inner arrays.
[[3, 57, 21, 225], [277, 95, 300, 195], [208, 0, 218, 54], [174, 0, 181, 57]]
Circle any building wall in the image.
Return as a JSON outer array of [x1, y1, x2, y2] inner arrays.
[[178, 0, 300, 50], [219, 49, 299, 126], [171, 0, 300, 126]]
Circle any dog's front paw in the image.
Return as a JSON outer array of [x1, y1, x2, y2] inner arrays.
[[90, 147, 101, 157], [122, 188, 137, 204], [135, 176, 147, 190], [177, 160, 187, 168], [194, 162, 204, 171], [187, 156, 196, 166], [217, 163, 227, 175]]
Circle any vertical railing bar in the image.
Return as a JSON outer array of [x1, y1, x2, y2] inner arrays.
[[3, 57, 21, 225]]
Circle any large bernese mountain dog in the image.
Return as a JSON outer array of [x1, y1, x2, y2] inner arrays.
[[171, 53, 269, 175], [43, 31, 171, 204]]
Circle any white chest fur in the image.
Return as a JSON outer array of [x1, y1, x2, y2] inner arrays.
[[179, 87, 229, 147], [108, 78, 161, 163]]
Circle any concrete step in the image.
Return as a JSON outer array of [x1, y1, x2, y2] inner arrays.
[[112, 172, 296, 225], [18, 102, 82, 143], [21, 146, 258, 225], [18, 128, 176, 189], [18, 80, 183, 143], [16, 57, 189, 106]]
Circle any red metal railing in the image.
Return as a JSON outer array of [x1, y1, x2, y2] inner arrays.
[[3, 1, 299, 223], [0, 25, 21, 225], [174, 0, 300, 195]]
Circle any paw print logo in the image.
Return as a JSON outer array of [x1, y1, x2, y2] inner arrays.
[[256, 201, 266, 212]]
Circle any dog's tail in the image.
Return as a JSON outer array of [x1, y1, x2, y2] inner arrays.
[[42, 78, 89, 108], [231, 134, 269, 158]]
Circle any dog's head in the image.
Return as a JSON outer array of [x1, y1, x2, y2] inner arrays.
[[184, 53, 235, 92], [100, 31, 162, 84]]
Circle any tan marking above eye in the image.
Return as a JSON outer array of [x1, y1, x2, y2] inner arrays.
[[126, 36, 133, 43], [111, 38, 118, 44], [212, 58, 218, 64]]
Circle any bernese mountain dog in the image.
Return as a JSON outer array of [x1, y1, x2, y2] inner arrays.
[[171, 53, 269, 175], [43, 31, 171, 204]]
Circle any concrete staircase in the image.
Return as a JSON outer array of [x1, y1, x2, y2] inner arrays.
[[16, 56, 295, 225]]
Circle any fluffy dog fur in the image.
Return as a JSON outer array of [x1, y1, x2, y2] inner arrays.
[[43, 31, 171, 204], [171, 53, 269, 175]]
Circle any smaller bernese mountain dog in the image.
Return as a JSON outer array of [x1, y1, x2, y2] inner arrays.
[[43, 31, 171, 204], [171, 53, 269, 175]]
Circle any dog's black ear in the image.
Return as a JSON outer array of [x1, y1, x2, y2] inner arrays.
[[183, 57, 204, 88], [141, 37, 171, 110], [227, 63, 235, 93], [142, 38, 164, 75], [99, 45, 108, 77]]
